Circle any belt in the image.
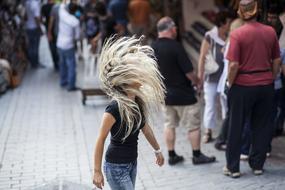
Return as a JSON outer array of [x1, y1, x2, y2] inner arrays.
[[238, 68, 271, 74]]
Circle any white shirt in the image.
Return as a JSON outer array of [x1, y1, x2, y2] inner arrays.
[[217, 42, 229, 97], [56, 4, 80, 50], [25, 0, 40, 29]]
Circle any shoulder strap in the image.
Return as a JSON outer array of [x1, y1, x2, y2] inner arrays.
[[209, 37, 216, 59]]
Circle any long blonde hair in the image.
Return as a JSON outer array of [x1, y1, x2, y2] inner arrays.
[[99, 36, 165, 140]]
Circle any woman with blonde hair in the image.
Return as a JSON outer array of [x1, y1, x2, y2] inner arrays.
[[93, 36, 165, 190]]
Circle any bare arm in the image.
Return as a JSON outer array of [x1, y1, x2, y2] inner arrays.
[[272, 58, 281, 79], [141, 124, 164, 166], [227, 61, 239, 86], [47, 16, 55, 41], [282, 64, 285, 76], [198, 38, 210, 84], [186, 71, 199, 86], [141, 124, 160, 150], [93, 113, 115, 189], [186, 71, 202, 94]]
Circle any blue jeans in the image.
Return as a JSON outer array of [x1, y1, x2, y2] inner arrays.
[[57, 48, 76, 90], [26, 28, 41, 67], [104, 161, 137, 190]]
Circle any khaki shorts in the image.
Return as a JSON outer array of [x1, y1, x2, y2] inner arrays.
[[163, 102, 201, 131]]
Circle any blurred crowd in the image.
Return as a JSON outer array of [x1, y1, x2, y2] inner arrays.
[[0, 0, 163, 93]]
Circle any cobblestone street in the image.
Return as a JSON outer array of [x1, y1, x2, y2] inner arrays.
[[0, 67, 285, 190]]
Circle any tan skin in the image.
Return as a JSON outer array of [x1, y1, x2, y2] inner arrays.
[[197, 19, 231, 136], [282, 64, 285, 76], [93, 83, 164, 189], [198, 19, 231, 86]]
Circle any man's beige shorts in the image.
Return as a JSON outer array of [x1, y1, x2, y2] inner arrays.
[[163, 102, 201, 131]]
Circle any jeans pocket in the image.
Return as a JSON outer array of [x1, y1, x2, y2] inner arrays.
[[104, 162, 130, 182]]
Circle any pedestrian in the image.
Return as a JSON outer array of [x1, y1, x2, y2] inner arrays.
[[42, 0, 59, 71], [198, 11, 232, 143], [41, 0, 55, 32], [152, 16, 216, 166], [107, 0, 129, 36], [56, 2, 80, 91], [214, 18, 245, 151], [266, 6, 285, 139], [48, 1, 61, 71], [90, 1, 117, 53], [93, 36, 165, 190], [224, 0, 281, 178], [83, 0, 99, 43], [128, 0, 151, 37], [25, 0, 42, 68]]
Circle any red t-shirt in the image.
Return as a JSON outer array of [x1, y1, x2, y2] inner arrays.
[[227, 22, 280, 86]]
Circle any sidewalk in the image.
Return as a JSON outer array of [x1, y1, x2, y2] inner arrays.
[[0, 65, 285, 190], [1, 0, 285, 188]]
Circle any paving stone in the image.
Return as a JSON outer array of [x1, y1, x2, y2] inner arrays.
[[0, 53, 284, 190]]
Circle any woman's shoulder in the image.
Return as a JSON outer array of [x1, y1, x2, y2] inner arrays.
[[105, 100, 119, 118]]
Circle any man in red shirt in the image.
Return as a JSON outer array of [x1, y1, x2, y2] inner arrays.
[[128, 0, 151, 37], [224, 0, 281, 178]]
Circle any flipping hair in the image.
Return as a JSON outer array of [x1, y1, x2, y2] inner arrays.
[[99, 36, 165, 140]]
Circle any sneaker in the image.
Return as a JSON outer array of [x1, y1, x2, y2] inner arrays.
[[253, 169, 263, 176], [240, 154, 249, 161], [266, 152, 271, 157], [223, 166, 241, 178], [168, 155, 184, 165], [192, 153, 216, 165]]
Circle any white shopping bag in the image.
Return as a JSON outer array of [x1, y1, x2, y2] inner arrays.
[[39, 33, 54, 69]]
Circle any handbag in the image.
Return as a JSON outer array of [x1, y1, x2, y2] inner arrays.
[[204, 38, 219, 75]]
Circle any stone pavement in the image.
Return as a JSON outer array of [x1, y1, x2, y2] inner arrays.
[[0, 66, 285, 190]]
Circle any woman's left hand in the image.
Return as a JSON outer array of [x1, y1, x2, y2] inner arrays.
[[155, 152, 164, 166]]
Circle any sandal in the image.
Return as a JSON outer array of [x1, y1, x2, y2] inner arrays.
[[203, 130, 213, 143]]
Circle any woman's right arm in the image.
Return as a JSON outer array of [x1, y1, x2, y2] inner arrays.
[[93, 113, 115, 189], [198, 38, 210, 86]]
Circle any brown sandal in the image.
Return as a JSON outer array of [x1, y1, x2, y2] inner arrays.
[[202, 131, 213, 143]]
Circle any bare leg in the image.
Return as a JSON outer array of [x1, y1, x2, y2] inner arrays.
[[188, 128, 201, 150], [165, 127, 184, 165], [189, 128, 216, 164], [164, 127, 175, 150]]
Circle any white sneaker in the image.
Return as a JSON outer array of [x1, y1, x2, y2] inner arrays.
[[223, 166, 241, 178], [240, 154, 249, 161], [253, 169, 264, 175]]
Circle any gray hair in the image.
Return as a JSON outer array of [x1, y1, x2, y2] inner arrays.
[[157, 17, 176, 32], [99, 36, 166, 140]]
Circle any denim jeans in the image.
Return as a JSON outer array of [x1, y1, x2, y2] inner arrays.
[[26, 28, 41, 67], [104, 161, 137, 190], [57, 48, 76, 90]]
